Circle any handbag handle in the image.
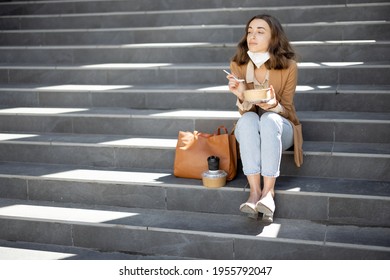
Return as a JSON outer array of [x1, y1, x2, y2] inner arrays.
[[215, 126, 228, 135]]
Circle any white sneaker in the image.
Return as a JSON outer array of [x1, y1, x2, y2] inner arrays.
[[239, 202, 258, 219], [255, 192, 275, 215]]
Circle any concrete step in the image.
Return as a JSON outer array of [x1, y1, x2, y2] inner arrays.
[[0, 239, 187, 260], [1, 41, 389, 64], [1, 4, 389, 29], [0, 21, 389, 45], [1, 160, 389, 197], [294, 85, 390, 113], [2, 0, 389, 16], [0, 108, 388, 143], [298, 111, 390, 143], [0, 84, 389, 113], [0, 132, 388, 180], [0, 62, 389, 85], [0, 161, 389, 222], [0, 198, 388, 259]]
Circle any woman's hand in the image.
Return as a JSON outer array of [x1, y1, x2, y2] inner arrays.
[[226, 74, 245, 101], [256, 85, 278, 110]]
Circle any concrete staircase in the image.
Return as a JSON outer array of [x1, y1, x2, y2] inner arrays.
[[0, 0, 389, 260]]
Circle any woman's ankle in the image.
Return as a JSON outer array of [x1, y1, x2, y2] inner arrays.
[[260, 189, 275, 200]]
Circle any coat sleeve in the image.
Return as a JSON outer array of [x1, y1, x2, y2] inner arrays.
[[277, 61, 298, 120]]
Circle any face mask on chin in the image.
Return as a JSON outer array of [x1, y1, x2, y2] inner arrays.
[[247, 51, 270, 68]]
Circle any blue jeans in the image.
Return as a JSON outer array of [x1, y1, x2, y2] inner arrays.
[[235, 111, 294, 177]]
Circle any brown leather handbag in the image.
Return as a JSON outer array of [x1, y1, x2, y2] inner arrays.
[[173, 126, 237, 181]]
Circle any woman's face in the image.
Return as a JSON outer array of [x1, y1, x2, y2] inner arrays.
[[246, 18, 271, 53]]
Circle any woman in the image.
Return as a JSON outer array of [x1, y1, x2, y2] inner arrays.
[[226, 14, 303, 222]]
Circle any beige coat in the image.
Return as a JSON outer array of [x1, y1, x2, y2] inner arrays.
[[230, 60, 303, 167]]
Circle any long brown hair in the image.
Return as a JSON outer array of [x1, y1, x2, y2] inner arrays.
[[231, 14, 296, 69]]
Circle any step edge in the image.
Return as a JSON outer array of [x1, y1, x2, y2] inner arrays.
[[0, 213, 389, 252], [1, 20, 388, 33], [0, 172, 389, 200], [1, 40, 389, 49]]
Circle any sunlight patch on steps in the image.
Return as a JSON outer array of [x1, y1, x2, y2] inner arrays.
[[149, 110, 240, 118], [35, 84, 133, 91], [41, 169, 171, 184], [285, 187, 302, 192], [119, 42, 211, 48], [256, 223, 281, 238], [0, 107, 88, 114], [0, 204, 139, 223], [79, 63, 171, 69], [296, 85, 332, 91], [291, 40, 376, 45], [296, 85, 315, 91], [0, 133, 39, 141], [298, 62, 364, 67], [321, 62, 364, 67], [0, 133, 177, 148], [99, 137, 176, 148], [196, 85, 229, 91], [0, 247, 76, 260]]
